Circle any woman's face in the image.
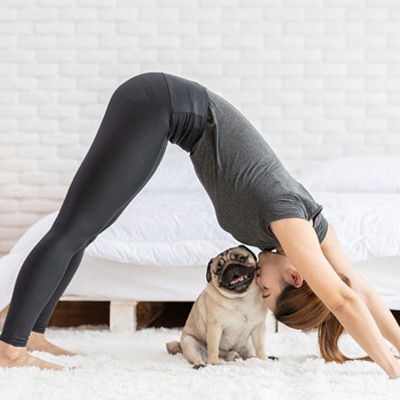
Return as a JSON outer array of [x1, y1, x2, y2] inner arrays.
[[256, 251, 303, 312]]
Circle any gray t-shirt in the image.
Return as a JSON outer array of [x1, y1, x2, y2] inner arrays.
[[190, 90, 328, 251]]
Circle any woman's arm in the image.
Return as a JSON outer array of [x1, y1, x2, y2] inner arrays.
[[270, 217, 400, 379], [320, 223, 400, 353]]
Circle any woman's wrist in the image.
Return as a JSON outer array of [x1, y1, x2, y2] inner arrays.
[[386, 360, 400, 379]]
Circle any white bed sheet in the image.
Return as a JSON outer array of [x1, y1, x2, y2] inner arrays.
[[313, 191, 400, 263], [317, 191, 400, 309]]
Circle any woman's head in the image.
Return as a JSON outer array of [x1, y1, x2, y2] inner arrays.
[[256, 250, 304, 312], [256, 250, 371, 363]]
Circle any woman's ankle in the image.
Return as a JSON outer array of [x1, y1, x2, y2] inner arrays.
[[27, 331, 45, 352], [27, 331, 76, 356], [0, 340, 27, 365], [0, 339, 65, 369]]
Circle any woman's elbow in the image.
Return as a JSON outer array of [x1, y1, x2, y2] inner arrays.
[[328, 290, 359, 315]]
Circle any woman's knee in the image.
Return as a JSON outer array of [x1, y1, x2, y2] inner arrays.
[[45, 221, 96, 254]]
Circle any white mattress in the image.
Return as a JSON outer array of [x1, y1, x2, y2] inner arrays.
[[0, 152, 399, 309]]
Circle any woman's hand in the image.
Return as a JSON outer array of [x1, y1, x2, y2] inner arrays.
[[321, 224, 400, 361]]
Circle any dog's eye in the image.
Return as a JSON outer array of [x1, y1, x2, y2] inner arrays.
[[215, 261, 224, 276], [215, 261, 224, 275], [237, 255, 247, 263]]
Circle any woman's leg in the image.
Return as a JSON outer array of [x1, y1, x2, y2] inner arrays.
[[25, 250, 85, 356], [27, 207, 129, 356], [31, 201, 128, 340], [0, 74, 171, 366], [30, 250, 85, 337]]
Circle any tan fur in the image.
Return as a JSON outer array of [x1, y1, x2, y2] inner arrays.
[[166, 246, 269, 369]]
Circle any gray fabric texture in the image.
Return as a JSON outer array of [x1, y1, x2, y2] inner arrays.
[[190, 89, 328, 250]]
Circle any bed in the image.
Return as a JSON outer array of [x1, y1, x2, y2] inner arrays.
[[0, 149, 399, 331]]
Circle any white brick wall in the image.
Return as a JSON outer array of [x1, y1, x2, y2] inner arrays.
[[1, 0, 400, 254]]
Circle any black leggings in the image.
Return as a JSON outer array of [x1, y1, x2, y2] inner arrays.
[[1, 73, 207, 346]]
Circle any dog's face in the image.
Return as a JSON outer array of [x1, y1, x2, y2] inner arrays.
[[206, 245, 257, 298]]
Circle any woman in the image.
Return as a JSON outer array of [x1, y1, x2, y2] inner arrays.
[[256, 245, 400, 367], [0, 72, 399, 377]]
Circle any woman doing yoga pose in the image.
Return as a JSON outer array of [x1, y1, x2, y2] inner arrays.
[[0, 72, 399, 378]]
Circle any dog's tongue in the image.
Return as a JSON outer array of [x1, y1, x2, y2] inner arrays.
[[230, 276, 245, 285]]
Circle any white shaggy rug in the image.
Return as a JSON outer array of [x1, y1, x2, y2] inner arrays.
[[1, 327, 399, 400]]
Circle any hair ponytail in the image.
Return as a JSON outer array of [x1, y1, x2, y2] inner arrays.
[[317, 312, 349, 362], [274, 277, 372, 363]]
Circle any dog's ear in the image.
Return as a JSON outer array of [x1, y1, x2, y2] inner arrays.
[[239, 245, 257, 261], [206, 259, 212, 282]]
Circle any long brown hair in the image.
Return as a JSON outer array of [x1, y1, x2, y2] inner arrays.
[[274, 276, 372, 363]]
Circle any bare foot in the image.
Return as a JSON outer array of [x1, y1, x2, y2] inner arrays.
[[27, 332, 77, 356], [0, 340, 63, 370]]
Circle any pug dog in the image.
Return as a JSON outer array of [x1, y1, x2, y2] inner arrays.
[[166, 245, 270, 369]]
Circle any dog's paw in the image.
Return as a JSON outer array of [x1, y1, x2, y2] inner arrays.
[[268, 356, 279, 361], [193, 363, 206, 370], [225, 351, 241, 362], [166, 341, 181, 355], [241, 353, 256, 361]]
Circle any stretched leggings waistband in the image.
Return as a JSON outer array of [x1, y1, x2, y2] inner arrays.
[[162, 72, 209, 152]]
